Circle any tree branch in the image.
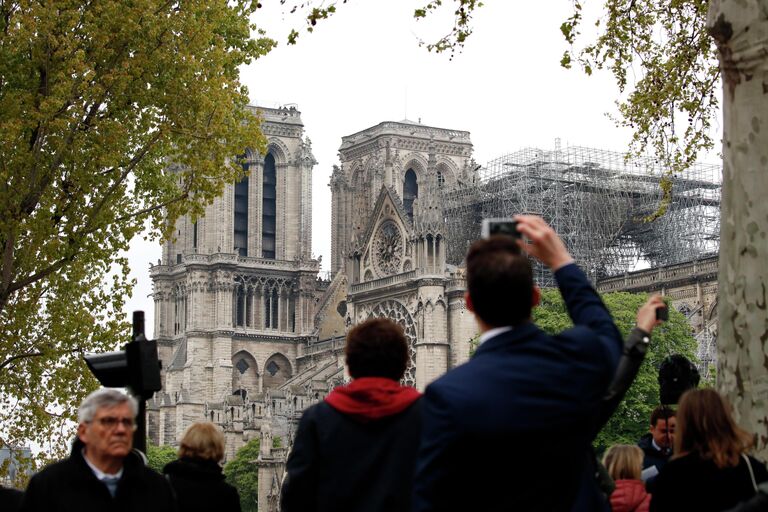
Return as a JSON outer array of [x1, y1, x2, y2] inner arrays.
[[0, 351, 45, 372], [114, 190, 190, 224]]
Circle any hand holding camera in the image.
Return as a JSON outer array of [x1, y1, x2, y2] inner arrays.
[[636, 294, 667, 333], [505, 215, 574, 271]]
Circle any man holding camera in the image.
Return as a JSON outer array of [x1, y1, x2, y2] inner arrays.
[[21, 388, 175, 512], [412, 215, 623, 512]]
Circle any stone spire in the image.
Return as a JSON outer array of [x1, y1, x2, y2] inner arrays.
[[413, 140, 444, 237]]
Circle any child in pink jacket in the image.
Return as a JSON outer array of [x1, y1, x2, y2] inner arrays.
[[604, 444, 652, 512]]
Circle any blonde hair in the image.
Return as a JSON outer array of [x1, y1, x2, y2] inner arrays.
[[178, 422, 225, 461], [675, 388, 753, 468], [603, 444, 644, 480]]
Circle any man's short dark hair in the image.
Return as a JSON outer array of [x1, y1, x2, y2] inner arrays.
[[345, 318, 408, 380], [650, 405, 676, 426], [466, 236, 534, 327]]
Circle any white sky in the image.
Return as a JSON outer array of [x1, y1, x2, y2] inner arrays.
[[123, 1, 722, 338]]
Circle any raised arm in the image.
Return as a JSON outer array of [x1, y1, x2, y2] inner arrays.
[[595, 295, 666, 432], [514, 214, 622, 361]]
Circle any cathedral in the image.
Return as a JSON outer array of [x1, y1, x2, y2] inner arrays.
[[147, 106, 479, 509], [146, 104, 722, 510]]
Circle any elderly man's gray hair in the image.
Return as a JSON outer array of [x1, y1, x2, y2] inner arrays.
[[78, 388, 138, 424]]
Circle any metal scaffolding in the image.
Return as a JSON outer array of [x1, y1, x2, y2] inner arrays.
[[441, 142, 721, 286]]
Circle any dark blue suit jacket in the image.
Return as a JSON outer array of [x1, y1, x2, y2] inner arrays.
[[412, 263, 622, 512]]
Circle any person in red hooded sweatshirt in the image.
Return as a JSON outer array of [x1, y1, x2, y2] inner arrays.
[[603, 445, 652, 512], [280, 317, 422, 512]]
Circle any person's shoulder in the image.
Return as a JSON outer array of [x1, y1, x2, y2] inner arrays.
[[138, 463, 167, 481], [300, 400, 333, 420], [125, 455, 168, 485], [0, 485, 24, 507], [30, 455, 78, 480], [425, 359, 477, 394], [660, 453, 702, 477], [637, 433, 654, 449], [745, 455, 768, 481]]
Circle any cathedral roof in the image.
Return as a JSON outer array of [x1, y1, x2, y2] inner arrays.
[[246, 104, 304, 126], [339, 121, 471, 151], [167, 339, 187, 371]]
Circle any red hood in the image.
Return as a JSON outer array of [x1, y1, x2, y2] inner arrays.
[[325, 377, 421, 421], [610, 479, 651, 512]]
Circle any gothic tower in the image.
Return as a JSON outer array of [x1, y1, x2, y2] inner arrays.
[[330, 121, 480, 389], [148, 105, 320, 448]]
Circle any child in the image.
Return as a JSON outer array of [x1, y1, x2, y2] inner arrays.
[[604, 444, 652, 512]]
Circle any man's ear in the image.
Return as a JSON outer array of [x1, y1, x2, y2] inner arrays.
[[464, 291, 475, 313], [532, 285, 541, 308], [77, 422, 89, 445]]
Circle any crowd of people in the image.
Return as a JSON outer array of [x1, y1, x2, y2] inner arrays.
[[4, 215, 768, 511], [8, 389, 241, 512]]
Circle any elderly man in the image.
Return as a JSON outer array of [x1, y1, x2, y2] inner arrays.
[[21, 388, 175, 511]]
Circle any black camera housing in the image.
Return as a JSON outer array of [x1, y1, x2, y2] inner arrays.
[[481, 218, 521, 239], [656, 305, 669, 321]]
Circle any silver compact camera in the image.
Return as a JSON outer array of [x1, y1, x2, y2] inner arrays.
[[481, 218, 521, 239]]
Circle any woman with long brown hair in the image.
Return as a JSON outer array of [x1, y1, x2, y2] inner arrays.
[[650, 388, 768, 511]]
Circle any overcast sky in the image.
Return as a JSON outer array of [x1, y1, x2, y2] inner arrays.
[[123, 1, 722, 338]]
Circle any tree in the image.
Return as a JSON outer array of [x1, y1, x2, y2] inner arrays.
[[560, 0, 719, 218], [0, 0, 274, 466], [533, 289, 698, 447], [224, 438, 261, 512], [285, 0, 482, 57], [706, 0, 768, 460], [560, 0, 768, 461], [146, 444, 177, 474]]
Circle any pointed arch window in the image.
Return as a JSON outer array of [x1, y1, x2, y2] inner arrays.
[[234, 172, 248, 257], [265, 287, 279, 329], [403, 169, 418, 221], [235, 286, 245, 327], [262, 153, 277, 259]]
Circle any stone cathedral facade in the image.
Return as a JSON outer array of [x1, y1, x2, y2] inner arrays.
[[329, 121, 481, 386], [145, 107, 720, 510], [147, 106, 324, 449], [147, 109, 481, 510]]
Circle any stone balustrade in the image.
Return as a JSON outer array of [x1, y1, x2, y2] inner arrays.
[[596, 255, 718, 293]]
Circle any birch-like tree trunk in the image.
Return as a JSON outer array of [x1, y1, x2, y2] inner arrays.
[[709, 0, 768, 459]]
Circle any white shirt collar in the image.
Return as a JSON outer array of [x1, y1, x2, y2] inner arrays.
[[82, 448, 124, 480], [478, 326, 514, 346]]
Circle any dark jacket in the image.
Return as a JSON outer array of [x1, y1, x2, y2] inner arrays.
[[281, 378, 422, 512], [638, 433, 671, 474], [0, 486, 24, 512], [163, 457, 240, 512], [413, 263, 623, 512], [650, 452, 768, 512], [20, 441, 176, 512], [724, 480, 768, 512]]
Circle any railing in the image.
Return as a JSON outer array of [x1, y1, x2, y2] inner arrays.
[[153, 252, 319, 273], [303, 337, 346, 356], [597, 255, 719, 292], [350, 270, 417, 293]]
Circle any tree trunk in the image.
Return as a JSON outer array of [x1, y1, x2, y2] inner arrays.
[[709, 0, 768, 459]]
